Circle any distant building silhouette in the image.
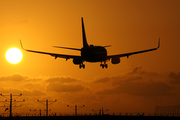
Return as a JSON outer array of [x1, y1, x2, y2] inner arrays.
[[155, 105, 180, 116]]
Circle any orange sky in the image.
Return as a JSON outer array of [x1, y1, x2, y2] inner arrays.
[[0, 0, 180, 116]]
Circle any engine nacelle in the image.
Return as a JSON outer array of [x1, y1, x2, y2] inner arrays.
[[73, 57, 83, 65], [111, 57, 120, 64]]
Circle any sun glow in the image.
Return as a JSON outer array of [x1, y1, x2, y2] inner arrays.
[[6, 48, 23, 64]]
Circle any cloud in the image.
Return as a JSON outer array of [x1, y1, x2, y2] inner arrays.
[[95, 67, 174, 96], [46, 83, 85, 92], [0, 73, 88, 94], [45, 76, 88, 93], [0, 73, 28, 82], [0, 88, 46, 96], [0, 73, 42, 82], [112, 76, 142, 86], [23, 89, 46, 96], [97, 80, 173, 96], [92, 67, 157, 84], [128, 66, 157, 76], [168, 72, 180, 84], [45, 76, 79, 83], [0, 88, 22, 94], [93, 77, 110, 83]]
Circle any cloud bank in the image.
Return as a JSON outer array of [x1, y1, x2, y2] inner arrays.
[[0, 67, 179, 113]]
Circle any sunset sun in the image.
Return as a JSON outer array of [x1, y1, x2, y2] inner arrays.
[[6, 48, 23, 64]]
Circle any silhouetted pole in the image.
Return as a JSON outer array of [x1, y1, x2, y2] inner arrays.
[[67, 105, 85, 116], [40, 109, 41, 116], [99, 109, 101, 115], [75, 105, 77, 116], [102, 108, 103, 115], [46, 100, 48, 116], [37, 99, 57, 116], [30, 109, 42, 116], [10, 94, 12, 117], [0, 93, 25, 117], [92, 109, 101, 115], [102, 108, 108, 115], [92, 108, 108, 116]]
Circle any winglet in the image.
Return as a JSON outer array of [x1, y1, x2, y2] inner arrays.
[[20, 39, 24, 50], [157, 38, 160, 49]]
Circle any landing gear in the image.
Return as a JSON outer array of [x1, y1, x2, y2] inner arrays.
[[100, 61, 108, 69], [79, 63, 85, 69], [105, 64, 108, 68]]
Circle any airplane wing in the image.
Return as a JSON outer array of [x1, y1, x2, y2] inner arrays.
[[107, 38, 160, 59], [20, 40, 81, 60]]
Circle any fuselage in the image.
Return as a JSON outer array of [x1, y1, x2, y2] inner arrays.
[[81, 45, 107, 62]]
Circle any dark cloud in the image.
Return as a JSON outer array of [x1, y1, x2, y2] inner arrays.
[[93, 77, 110, 83], [97, 80, 173, 96], [112, 76, 142, 86], [168, 72, 180, 84], [46, 83, 85, 92], [130, 66, 143, 74], [45, 76, 79, 83], [95, 67, 174, 96], [128, 66, 157, 76], [93, 67, 157, 85]]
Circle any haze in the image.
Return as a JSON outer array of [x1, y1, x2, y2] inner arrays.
[[0, 0, 180, 115]]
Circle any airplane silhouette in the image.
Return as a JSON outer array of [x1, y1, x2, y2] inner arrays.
[[20, 17, 160, 69]]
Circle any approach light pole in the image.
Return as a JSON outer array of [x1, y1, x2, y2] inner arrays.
[[67, 105, 85, 116], [0, 93, 25, 117], [37, 99, 57, 116], [30, 109, 43, 116], [92, 108, 108, 116]]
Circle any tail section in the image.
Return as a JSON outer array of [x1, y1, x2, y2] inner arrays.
[[81, 17, 89, 48]]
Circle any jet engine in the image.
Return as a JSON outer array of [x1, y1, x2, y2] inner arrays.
[[73, 57, 83, 65], [111, 57, 120, 64]]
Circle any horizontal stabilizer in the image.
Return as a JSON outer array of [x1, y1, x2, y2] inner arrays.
[[103, 45, 111, 47], [53, 46, 81, 51]]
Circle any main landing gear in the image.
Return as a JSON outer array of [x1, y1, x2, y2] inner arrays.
[[79, 63, 85, 69], [100, 61, 108, 69]]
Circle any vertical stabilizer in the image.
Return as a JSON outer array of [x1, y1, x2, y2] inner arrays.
[[81, 17, 89, 48]]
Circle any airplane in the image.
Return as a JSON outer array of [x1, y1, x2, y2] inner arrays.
[[20, 17, 160, 69]]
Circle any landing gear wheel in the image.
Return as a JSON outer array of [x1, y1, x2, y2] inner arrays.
[[105, 64, 108, 68], [100, 64, 105, 68], [79, 64, 85, 69], [102, 65, 104, 69], [82, 64, 85, 69]]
